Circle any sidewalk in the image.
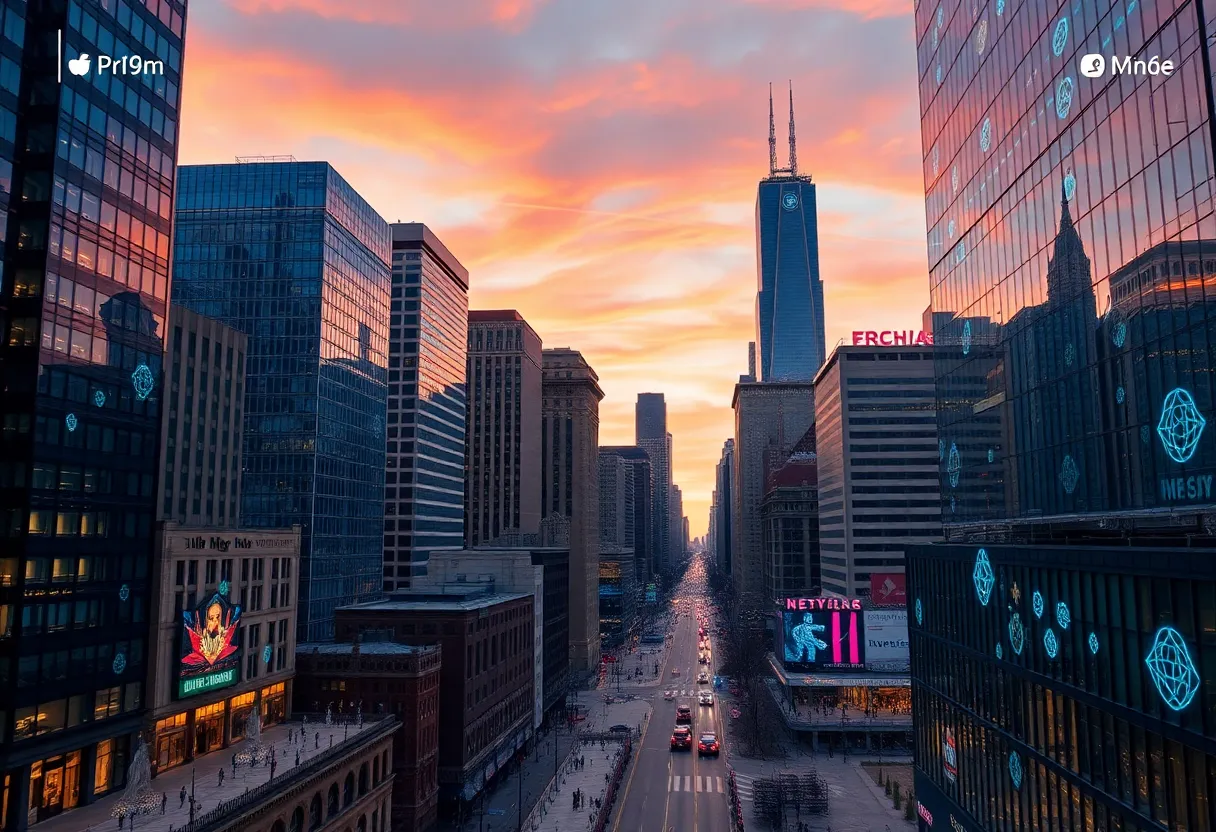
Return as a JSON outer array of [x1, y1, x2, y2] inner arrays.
[[528, 740, 627, 832], [38, 718, 380, 832]]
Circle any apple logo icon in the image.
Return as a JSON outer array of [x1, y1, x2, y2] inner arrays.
[[67, 54, 91, 77]]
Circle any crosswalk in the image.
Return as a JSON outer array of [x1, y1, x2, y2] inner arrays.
[[667, 689, 712, 697], [734, 774, 755, 803], [668, 775, 726, 793]]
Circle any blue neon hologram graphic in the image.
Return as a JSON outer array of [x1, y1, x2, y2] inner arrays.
[[1088, 632, 1099, 654], [962, 320, 972, 355], [113, 653, 127, 674], [988, 448, 995, 463], [1064, 172, 1076, 201], [936, 64, 942, 85], [939, 439, 945, 461], [936, 5, 943, 26], [1141, 424, 1152, 444], [1157, 388, 1206, 463], [1008, 613, 1025, 654], [951, 165, 959, 193], [1060, 454, 1079, 494], [1146, 626, 1201, 710], [947, 219, 955, 238], [65, 413, 78, 432], [954, 241, 966, 263], [219, 580, 230, 597], [975, 18, 988, 54], [932, 145, 940, 175], [263, 644, 273, 663], [782, 192, 799, 210], [947, 442, 961, 487], [973, 549, 995, 605], [93, 389, 106, 407], [950, 496, 956, 513], [119, 584, 130, 602], [996, 643, 1003, 659], [1055, 77, 1075, 119], [997, 0, 1006, 14], [1044, 628, 1059, 659], [932, 25, 939, 48], [132, 363, 155, 400], [1116, 386, 1126, 404], [1064, 342, 1075, 366], [1113, 320, 1127, 347], [980, 118, 992, 152], [1052, 17, 1069, 55], [1056, 602, 1071, 629], [789, 614, 829, 662], [1032, 591, 1044, 618], [1008, 752, 1022, 788], [915, 598, 923, 625]]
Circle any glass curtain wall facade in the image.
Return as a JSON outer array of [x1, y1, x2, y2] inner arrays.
[[908, 543, 1216, 831], [382, 223, 468, 591], [918, 0, 1216, 522], [172, 161, 390, 642], [0, 1, 188, 826], [755, 177, 826, 382]]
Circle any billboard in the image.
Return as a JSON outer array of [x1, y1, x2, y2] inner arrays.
[[780, 609, 865, 670], [869, 573, 907, 607], [864, 609, 909, 672], [178, 591, 242, 698]]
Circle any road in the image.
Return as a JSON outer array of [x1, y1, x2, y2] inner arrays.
[[610, 568, 732, 832]]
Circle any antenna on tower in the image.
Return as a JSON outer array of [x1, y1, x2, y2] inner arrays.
[[788, 81, 798, 175], [768, 83, 778, 176]]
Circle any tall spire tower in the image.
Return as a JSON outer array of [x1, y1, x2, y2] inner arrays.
[[788, 82, 798, 175], [768, 83, 778, 176]]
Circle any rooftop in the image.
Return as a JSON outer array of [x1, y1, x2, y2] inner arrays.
[[298, 641, 436, 656], [344, 591, 532, 613]]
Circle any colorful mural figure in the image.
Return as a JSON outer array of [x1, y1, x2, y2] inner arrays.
[[179, 593, 242, 698], [788, 613, 828, 663]]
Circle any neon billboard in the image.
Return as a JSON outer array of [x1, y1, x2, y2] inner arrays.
[[178, 591, 242, 698]]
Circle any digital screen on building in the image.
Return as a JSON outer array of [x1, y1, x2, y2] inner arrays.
[[178, 591, 242, 698], [780, 606, 865, 670]]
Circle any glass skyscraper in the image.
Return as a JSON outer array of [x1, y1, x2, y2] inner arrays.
[[382, 223, 468, 591], [172, 161, 390, 642], [911, 0, 1216, 824], [0, 1, 187, 825], [755, 87, 826, 382]]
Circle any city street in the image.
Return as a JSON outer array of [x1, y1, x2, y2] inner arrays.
[[609, 582, 731, 832]]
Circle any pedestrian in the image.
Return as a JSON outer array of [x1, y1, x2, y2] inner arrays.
[[180, 786, 187, 808], [296, 750, 301, 766], [218, 768, 225, 786], [232, 753, 237, 775], [161, 792, 167, 814]]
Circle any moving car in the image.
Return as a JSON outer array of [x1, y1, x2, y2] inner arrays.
[[676, 705, 693, 724], [671, 726, 693, 751], [698, 691, 714, 706], [697, 672, 710, 684], [699, 653, 708, 664], [697, 733, 720, 756]]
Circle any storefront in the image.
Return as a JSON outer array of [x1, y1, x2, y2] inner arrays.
[[155, 713, 189, 771], [261, 682, 287, 726], [27, 753, 81, 823], [193, 701, 226, 756], [229, 692, 256, 741]]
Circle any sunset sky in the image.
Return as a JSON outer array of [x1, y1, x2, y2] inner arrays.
[[178, 0, 932, 537]]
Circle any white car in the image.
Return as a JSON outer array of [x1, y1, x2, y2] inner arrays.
[[697, 672, 710, 684], [698, 691, 714, 706]]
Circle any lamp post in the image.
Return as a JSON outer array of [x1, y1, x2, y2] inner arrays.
[[188, 767, 197, 826]]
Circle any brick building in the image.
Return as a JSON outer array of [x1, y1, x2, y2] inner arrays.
[[295, 642, 441, 832], [334, 591, 535, 815]]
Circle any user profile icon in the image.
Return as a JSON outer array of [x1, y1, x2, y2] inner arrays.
[[1080, 54, 1105, 77]]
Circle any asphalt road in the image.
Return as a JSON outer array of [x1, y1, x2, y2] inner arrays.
[[610, 574, 731, 832]]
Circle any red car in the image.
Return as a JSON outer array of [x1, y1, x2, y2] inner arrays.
[[698, 733, 720, 756], [671, 726, 693, 751], [676, 705, 693, 724]]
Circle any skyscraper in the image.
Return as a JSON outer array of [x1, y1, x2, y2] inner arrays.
[[542, 349, 604, 671], [465, 310, 542, 548], [713, 439, 735, 575], [384, 223, 469, 590], [755, 84, 826, 381], [598, 446, 654, 580], [910, 0, 1216, 827], [173, 161, 391, 641], [0, 2, 187, 823], [635, 393, 671, 573]]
